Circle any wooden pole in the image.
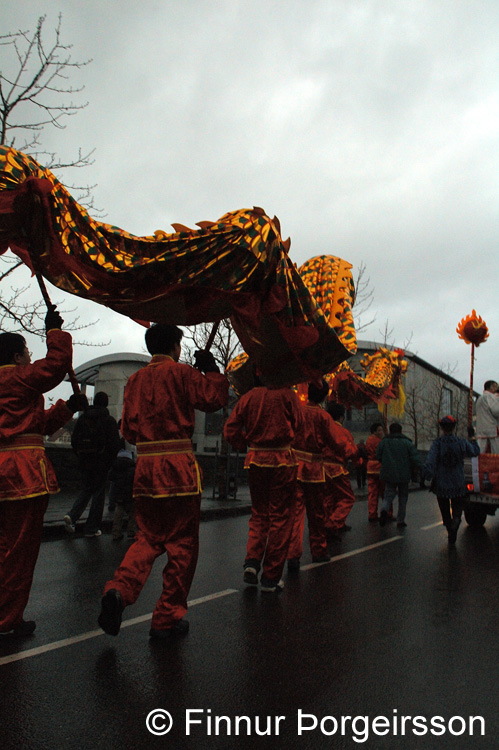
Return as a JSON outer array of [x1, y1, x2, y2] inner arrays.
[[33, 272, 80, 396], [204, 321, 220, 351], [468, 342, 475, 429]]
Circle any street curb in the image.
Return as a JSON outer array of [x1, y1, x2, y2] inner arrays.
[[42, 503, 253, 541], [41, 486, 423, 541]]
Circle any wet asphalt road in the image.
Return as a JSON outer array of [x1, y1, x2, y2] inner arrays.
[[1, 490, 498, 750]]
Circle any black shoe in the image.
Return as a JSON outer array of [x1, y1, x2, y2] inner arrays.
[[397, 522, 407, 528], [0, 620, 37, 637], [98, 589, 123, 636], [287, 557, 301, 572], [379, 510, 388, 527], [448, 529, 458, 545], [243, 566, 259, 585], [149, 619, 189, 640], [311, 555, 331, 563]]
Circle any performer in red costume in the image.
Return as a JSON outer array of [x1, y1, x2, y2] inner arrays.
[[98, 324, 229, 640], [323, 402, 358, 540], [0, 308, 82, 636], [224, 377, 303, 592], [366, 422, 386, 522], [287, 380, 343, 569]]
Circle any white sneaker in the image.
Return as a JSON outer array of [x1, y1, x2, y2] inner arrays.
[[84, 529, 102, 538], [63, 515, 75, 533], [260, 579, 285, 593]]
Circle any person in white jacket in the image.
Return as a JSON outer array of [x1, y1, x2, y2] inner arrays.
[[475, 380, 499, 453]]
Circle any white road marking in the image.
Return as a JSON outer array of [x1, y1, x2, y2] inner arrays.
[[420, 521, 443, 530], [300, 536, 403, 570], [0, 588, 238, 667], [0, 536, 419, 666]]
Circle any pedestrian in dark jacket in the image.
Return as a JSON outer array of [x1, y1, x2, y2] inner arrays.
[[424, 415, 480, 544], [376, 423, 421, 528], [64, 391, 121, 537]]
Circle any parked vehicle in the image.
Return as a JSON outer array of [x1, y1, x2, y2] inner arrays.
[[464, 455, 499, 527]]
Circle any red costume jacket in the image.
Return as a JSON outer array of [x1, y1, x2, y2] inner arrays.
[[224, 386, 302, 468], [366, 434, 382, 475], [323, 419, 358, 479], [0, 329, 73, 501], [121, 355, 229, 498], [293, 402, 345, 483]]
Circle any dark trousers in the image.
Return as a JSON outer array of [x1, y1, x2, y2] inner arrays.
[[69, 466, 108, 533], [437, 495, 464, 529]]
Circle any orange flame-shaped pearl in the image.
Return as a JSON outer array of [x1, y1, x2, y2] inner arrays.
[[456, 310, 489, 346]]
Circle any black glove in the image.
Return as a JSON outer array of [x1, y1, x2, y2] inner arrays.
[[193, 349, 219, 373], [45, 306, 64, 332], [467, 426, 475, 438], [66, 393, 88, 413]]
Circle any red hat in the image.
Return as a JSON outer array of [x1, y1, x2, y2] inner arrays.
[[439, 415, 456, 426]]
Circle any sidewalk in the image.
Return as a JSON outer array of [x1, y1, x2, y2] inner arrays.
[[42, 483, 255, 540], [43, 482, 425, 540], [42, 484, 387, 539]]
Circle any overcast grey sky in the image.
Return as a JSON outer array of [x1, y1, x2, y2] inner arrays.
[[2, 0, 498, 398]]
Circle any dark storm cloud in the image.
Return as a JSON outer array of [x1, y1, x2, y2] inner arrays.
[[2, 1, 498, 387]]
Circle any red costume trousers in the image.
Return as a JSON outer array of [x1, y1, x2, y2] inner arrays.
[[367, 475, 385, 519], [288, 482, 327, 560], [104, 494, 201, 629], [0, 495, 48, 631], [245, 465, 297, 582], [324, 473, 356, 531]]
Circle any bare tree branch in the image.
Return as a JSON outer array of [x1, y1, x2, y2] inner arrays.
[[0, 13, 97, 208], [0, 14, 107, 337], [353, 261, 376, 333], [181, 320, 243, 499]]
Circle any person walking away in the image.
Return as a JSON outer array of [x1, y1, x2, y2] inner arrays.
[[0, 308, 84, 637], [366, 423, 385, 522], [64, 391, 120, 537], [224, 376, 303, 592], [323, 402, 358, 541], [98, 324, 228, 640], [475, 380, 499, 454], [377, 423, 421, 528], [109, 439, 137, 541], [424, 415, 480, 544], [287, 380, 336, 569]]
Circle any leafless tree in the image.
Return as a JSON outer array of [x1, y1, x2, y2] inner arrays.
[[423, 364, 469, 440], [0, 13, 102, 339], [0, 254, 104, 342], [182, 319, 243, 499], [403, 379, 427, 448], [181, 319, 243, 373], [0, 13, 97, 207], [353, 261, 376, 333]]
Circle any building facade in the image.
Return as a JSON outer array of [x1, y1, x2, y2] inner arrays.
[[343, 340, 476, 449], [54, 343, 476, 456]]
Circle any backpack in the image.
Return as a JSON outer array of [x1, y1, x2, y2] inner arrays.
[[73, 413, 106, 457]]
